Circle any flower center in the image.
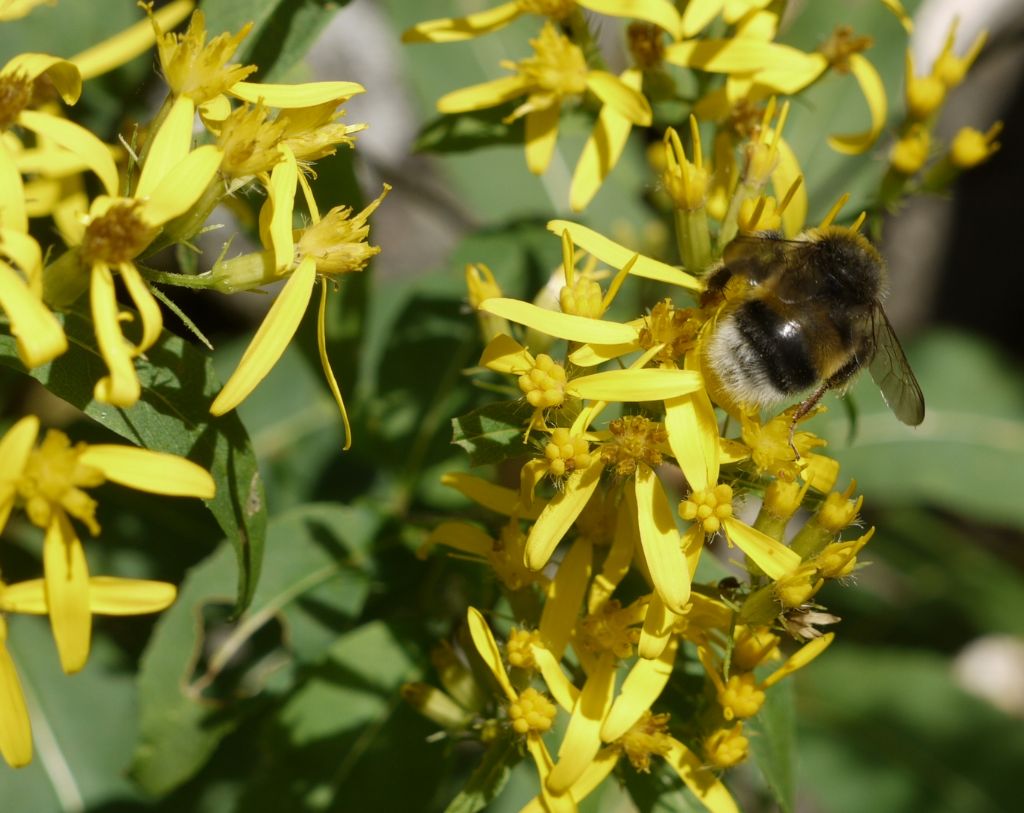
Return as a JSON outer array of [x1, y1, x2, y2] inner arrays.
[[704, 723, 749, 769], [518, 354, 566, 409], [576, 599, 641, 659], [600, 416, 667, 476], [508, 687, 556, 734], [217, 104, 287, 178], [627, 23, 665, 71], [678, 484, 734, 535], [17, 430, 104, 534], [731, 625, 780, 671], [506, 627, 543, 670], [718, 672, 765, 720], [638, 300, 702, 363], [559, 275, 603, 318], [489, 521, 542, 591], [80, 201, 158, 266], [517, 23, 588, 97], [0, 72, 33, 130], [157, 10, 256, 103], [817, 25, 873, 74], [543, 427, 591, 477], [618, 711, 673, 772]]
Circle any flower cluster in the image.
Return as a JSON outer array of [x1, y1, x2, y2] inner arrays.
[[402, 2, 997, 809], [0, 3, 387, 448]]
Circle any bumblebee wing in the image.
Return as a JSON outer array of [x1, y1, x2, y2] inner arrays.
[[868, 307, 925, 426]]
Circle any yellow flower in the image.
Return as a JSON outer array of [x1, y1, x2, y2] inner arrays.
[[209, 162, 390, 449], [0, 0, 53, 21], [0, 616, 30, 768], [0, 416, 214, 673], [46, 95, 221, 406], [403, 0, 682, 44], [950, 122, 1002, 169], [437, 22, 651, 176], [932, 20, 986, 88]]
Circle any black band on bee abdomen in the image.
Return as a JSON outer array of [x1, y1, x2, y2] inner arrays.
[[735, 300, 817, 394]]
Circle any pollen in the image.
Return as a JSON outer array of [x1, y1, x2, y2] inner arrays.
[[518, 354, 567, 409], [17, 430, 104, 535], [576, 599, 641, 659], [627, 23, 666, 71], [678, 483, 734, 535], [717, 672, 765, 721], [217, 103, 287, 178], [619, 711, 674, 773], [559, 275, 603, 318], [508, 687, 557, 735], [543, 427, 591, 477], [80, 201, 158, 266], [638, 300, 702, 364], [514, 23, 588, 98], [731, 625, 781, 671], [817, 25, 874, 74], [0, 71, 32, 130], [600, 416, 668, 476], [506, 627, 543, 670], [704, 724, 749, 769]]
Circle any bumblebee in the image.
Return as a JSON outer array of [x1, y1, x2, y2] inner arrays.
[[700, 226, 925, 428]]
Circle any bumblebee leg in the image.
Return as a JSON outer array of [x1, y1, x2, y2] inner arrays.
[[788, 382, 830, 458]]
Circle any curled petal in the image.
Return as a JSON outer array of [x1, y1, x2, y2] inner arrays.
[[827, 53, 886, 155], [480, 332, 533, 375], [316, 279, 352, 449], [91, 263, 140, 407], [0, 260, 66, 368], [210, 255, 317, 416], [1, 53, 80, 103], [79, 445, 214, 498], [763, 632, 834, 687], [118, 262, 162, 353], [402, 2, 521, 43]]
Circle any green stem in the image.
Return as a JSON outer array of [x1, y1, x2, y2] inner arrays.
[[141, 269, 218, 289]]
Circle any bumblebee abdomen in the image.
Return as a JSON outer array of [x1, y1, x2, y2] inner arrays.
[[705, 301, 818, 407]]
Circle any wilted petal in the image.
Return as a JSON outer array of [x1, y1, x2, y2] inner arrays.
[[210, 255, 317, 416], [79, 445, 214, 498], [480, 298, 638, 345]]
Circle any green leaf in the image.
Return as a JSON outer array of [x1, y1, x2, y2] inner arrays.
[[623, 763, 709, 813], [0, 309, 266, 612], [443, 735, 517, 813], [452, 400, 533, 466], [416, 110, 525, 154], [203, 0, 350, 82], [0, 622, 145, 810], [130, 502, 378, 795], [811, 330, 1024, 528], [748, 677, 796, 813]]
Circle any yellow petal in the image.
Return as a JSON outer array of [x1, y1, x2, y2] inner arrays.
[[316, 278, 352, 449], [426, 521, 493, 558], [723, 517, 800, 579], [802, 453, 839, 493], [466, 606, 516, 703], [563, 747, 619, 804], [480, 333, 533, 374], [78, 445, 214, 498], [0, 623, 32, 768], [602, 637, 678, 741], [581, 0, 681, 36], [0, 227, 42, 280], [665, 738, 739, 813], [762, 632, 834, 687], [0, 260, 67, 368], [136, 95, 195, 199], [480, 298, 638, 345], [539, 538, 592, 660], [880, 0, 913, 33], [141, 144, 223, 225], [198, 94, 232, 123], [532, 644, 579, 712], [547, 220, 701, 292], [91, 262, 140, 407], [664, 391, 720, 493], [750, 51, 829, 95], [16, 110, 118, 196], [637, 591, 676, 660], [0, 580, 47, 613], [525, 460, 603, 571], [210, 255, 316, 415], [525, 103, 560, 175], [43, 515, 92, 674], [70, 0, 194, 80], [587, 505, 637, 613], [402, 2, 521, 43], [84, 577, 176, 615], [118, 262, 162, 353], [665, 38, 820, 77], [827, 53, 886, 155], [265, 146, 298, 271], [634, 466, 691, 614], [681, 0, 726, 37], [229, 80, 364, 107], [772, 138, 807, 238], [0, 141, 27, 232], [437, 75, 531, 114], [520, 458, 548, 508], [571, 69, 640, 212], [1, 53, 80, 103], [0, 415, 38, 481], [524, 736, 576, 813], [547, 656, 616, 794], [567, 368, 701, 402], [584, 71, 651, 126], [567, 338, 639, 367], [441, 472, 545, 518]]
